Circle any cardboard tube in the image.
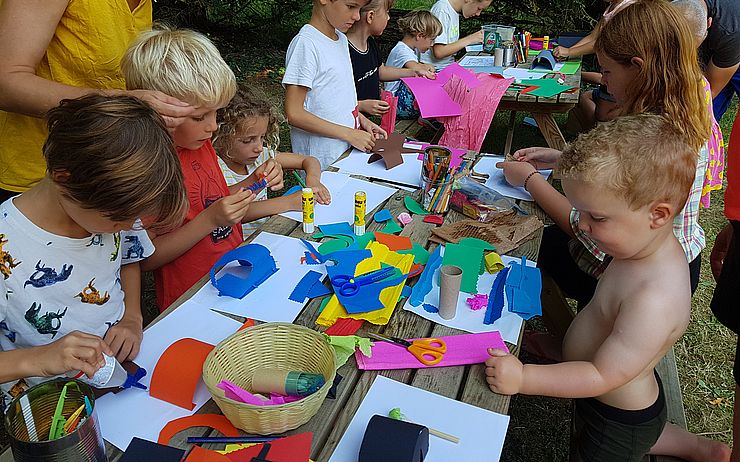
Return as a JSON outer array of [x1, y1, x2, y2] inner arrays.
[[251, 368, 289, 395], [438, 265, 462, 319]]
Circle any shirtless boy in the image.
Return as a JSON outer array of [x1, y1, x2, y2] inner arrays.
[[485, 114, 696, 462]]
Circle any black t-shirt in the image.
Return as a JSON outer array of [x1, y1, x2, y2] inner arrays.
[[349, 37, 381, 101], [700, 0, 740, 69]]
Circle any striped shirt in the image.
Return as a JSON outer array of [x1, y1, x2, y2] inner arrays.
[[217, 148, 271, 239]]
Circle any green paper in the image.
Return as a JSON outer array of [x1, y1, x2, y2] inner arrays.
[[442, 243, 485, 294], [354, 231, 376, 250], [311, 232, 326, 239], [318, 296, 331, 313], [459, 237, 495, 251], [559, 61, 581, 74], [398, 243, 431, 265], [318, 238, 350, 254], [526, 80, 575, 97], [381, 220, 403, 234], [323, 334, 374, 369], [404, 196, 430, 216]]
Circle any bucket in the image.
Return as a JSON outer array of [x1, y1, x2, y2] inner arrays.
[[4, 379, 107, 462]]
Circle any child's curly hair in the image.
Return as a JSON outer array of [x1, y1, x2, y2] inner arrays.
[[213, 84, 283, 161]]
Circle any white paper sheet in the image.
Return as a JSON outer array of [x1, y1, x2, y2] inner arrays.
[[96, 300, 242, 450], [280, 172, 397, 225], [327, 376, 510, 462], [332, 149, 423, 188], [459, 55, 496, 67], [473, 156, 552, 201], [189, 232, 328, 322], [403, 250, 535, 344], [502, 67, 546, 80]]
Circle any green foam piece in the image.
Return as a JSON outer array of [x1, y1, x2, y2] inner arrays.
[[459, 237, 496, 251], [442, 243, 484, 294], [404, 196, 430, 216], [354, 231, 376, 250], [311, 232, 326, 239], [381, 220, 403, 234], [318, 296, 331, 313], [318, 238, 350, 254], [398, 243, 430, 265]]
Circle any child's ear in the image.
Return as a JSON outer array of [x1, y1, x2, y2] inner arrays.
[[630, 56, 644, 69], [366, 10, 374, 23], [649, 201, 673, 229], [50, 169, 71, 184]]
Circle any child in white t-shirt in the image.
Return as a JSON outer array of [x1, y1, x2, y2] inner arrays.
[[386, 10, 442, 118], [213, 84, 330, 239], [420, 0, 492, 70], [283, 0, 386, 170]]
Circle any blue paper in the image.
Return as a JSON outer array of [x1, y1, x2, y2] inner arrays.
[[318, 222, 356, 239], [289, 270, 325, 303], [505, 256, 542, 319], [484, 266, 509, 325], [282, 185, 302, 196], [209, 244, 279, 299], [409, 246, 442, 306], [374, 209, 393, 222], [423, 303, 439, 313], [325, 249, 373, 277], [307, 279, 331, 298]]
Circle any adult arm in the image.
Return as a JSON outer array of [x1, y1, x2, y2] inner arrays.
[[706, 61, 740, 99]]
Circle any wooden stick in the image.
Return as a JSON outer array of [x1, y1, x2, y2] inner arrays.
[[427, 427, 461, 444]]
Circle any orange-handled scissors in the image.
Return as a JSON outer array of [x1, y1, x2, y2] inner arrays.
[[368, 333, 447, 366]]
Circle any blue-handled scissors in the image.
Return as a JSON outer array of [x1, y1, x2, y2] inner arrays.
[[330, 266, 396, 296]]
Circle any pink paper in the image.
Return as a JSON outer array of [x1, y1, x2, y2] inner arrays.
[[411, 143, 466, 169], [436, 62, 481, 89], [380, 90, 398, 135], [217, 380, 300, 406], [355, 332, 509, 370], [438, 73, 513, 153], [400, 77, 462, 118]]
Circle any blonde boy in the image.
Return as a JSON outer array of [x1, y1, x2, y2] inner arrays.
[[486, 114, 696, 462], [283, 0, 387, 169], [122, 27, 272, 311], [420, 0, 492, 70]]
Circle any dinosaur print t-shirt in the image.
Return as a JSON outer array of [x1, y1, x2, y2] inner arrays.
[[0, 197, 153, 392]]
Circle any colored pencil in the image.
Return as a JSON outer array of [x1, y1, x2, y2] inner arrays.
[[292, 170, 307, 188]]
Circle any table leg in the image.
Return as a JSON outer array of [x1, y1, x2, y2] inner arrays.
[[532, 112, 566, 151], [503, 110, 517, 157]]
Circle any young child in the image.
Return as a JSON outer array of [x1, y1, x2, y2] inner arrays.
[[346, 0, 436, 117], [213, 84, 331, 239], [487, 114, 695, 462], [122, 27, 269, 311], [385, 10, 442, 119], [419, 0, 491, 71], [283, 0, 387, 170], [0, 94, 187, 395]]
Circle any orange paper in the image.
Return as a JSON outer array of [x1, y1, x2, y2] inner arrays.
[[226, 433, 312, 462], [374, 232, 412, 251], [186, 446, 232, 462], [237, 319, 255, 331], [158, 414, 240, 445], [150, 338, 215, 410]]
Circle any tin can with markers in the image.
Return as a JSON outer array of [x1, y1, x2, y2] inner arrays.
[[354, 191, 366, 235], [301, 188, 314, 234]]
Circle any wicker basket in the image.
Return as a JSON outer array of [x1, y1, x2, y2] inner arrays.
[[202, 323, 336, 434]]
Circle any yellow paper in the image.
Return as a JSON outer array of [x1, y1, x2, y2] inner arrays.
[[218, 443, 256, 454], [485, 252, 504, 274], [316, 241, 414, 326]]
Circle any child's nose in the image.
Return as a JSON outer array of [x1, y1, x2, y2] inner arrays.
[[206, 116, 218, 133]]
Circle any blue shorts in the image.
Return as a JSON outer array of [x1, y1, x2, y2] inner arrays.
[[713, 66, 740, 122]]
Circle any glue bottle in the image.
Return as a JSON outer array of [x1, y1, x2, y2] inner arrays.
[[67, 354, 129, 388]]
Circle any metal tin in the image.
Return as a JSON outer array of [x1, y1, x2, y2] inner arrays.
[[502, 43, 516, 67], [5, 379, 107, 462]]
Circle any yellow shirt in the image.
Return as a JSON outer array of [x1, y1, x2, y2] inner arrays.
[[0, 0, 152, 192]]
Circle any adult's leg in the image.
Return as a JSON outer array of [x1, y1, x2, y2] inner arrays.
[[566, 90, 596, 135]]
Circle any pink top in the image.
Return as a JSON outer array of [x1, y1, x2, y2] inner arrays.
[[602, 0, 638, 22], [700, 78, 726, 208]]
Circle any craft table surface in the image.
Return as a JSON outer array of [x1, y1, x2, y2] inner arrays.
[[464, 50, 582, 152], [0, 156, 543, 462]]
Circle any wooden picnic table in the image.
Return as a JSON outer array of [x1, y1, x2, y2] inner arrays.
[[0, 155, 543, 462], [464, 49, 582, 153]]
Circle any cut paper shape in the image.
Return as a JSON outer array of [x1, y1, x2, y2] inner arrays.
[[485, 252, 504, 274], [225, 433, 312, 462], [216, 380, 299, 406], [438, 73, 513, 153], [398, 243, 430, 265], [380, 90, 398, 135], [318, 296, 331, 314], [356, 331, 507, 370], [559, 61, 581, 74], [524, 80, 575, 98], [185, 446, 231, 462], [158, 414, 239, 445], [531, 50, 557, 71], [324, 334, 374, 369], [404, 196, 431, 216], [429, 213, 544, 255], [374, 209, 393, 222], [324, 318, 364, 336], [368, 132, 406, 170], [210, 244, 278, 299], [401, 284, 412, 299], [332, 267, 409, 314], [374, 232, 412, 251], [317, 241, 414, 326], [150, 338, 214, 410], [318, 222, 356, 238], [423, 215, 444, 225], [459, 237, 495, 251], [466, 294, 488, 311], [282, 185, 301, 197], [237, 319, 256, 331], [437, 62, 482, 88], [245, 177, 268, 193], [318, 238, 351, 255], [334, 150, 423, 189], [484, 267, 509, 325], [381, 220, 403, 234], [289, 270, 325, 303], [120, 437, 185, 462], [441, 243, 484, 294], [397, 212, 413, 226], [409, 246, 442, 306], [400, 76, 462, 118], [307, 279, 331, 299], [354, 232, 376, 251], [504, 256, 542, 319], [325, 249, 373, 276], [423, 303, 438, 313]]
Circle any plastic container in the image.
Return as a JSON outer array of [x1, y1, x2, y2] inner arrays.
[[482, 25, 499, 52], [67, 354, 127, 388]]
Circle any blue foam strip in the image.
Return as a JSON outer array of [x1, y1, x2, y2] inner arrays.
[[484, 266, 509, 325], [282, 185, 302, 196], [289, 270, 325, 303], [409, 246, 442, 306], [505, 256, 543, 319]]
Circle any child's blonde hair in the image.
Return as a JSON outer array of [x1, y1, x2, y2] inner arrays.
[[397, 10, 443, 38], [360, 0, 395, 15], [121, 25, 236, 108], [212, 84, 282, 161], [594, 0, 710, 152], [44, 94, 188, 232], [559, 114, 696, 214]]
